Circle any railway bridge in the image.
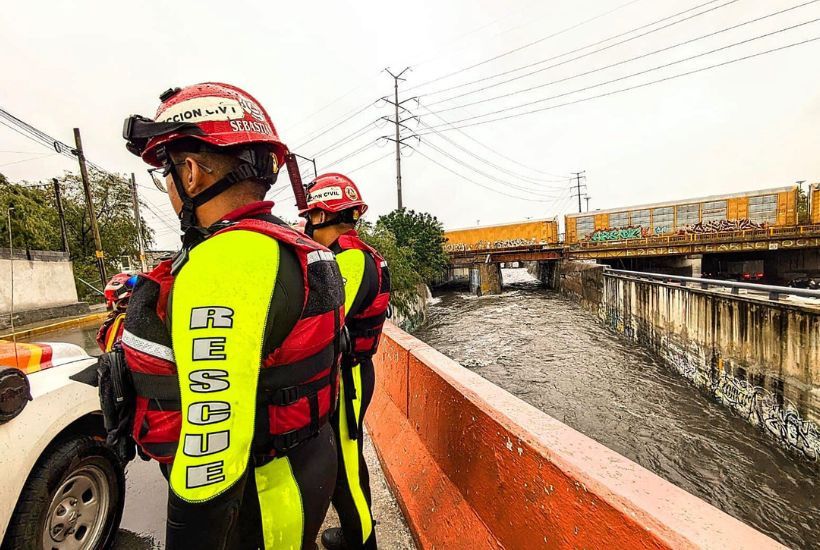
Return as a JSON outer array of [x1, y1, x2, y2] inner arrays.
[[443, 184, 820, 295]]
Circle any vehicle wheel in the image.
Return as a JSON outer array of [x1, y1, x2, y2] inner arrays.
[[2, 435, 125, 550]]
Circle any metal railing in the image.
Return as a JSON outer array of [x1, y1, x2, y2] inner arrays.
[[605, 268, 820, 302], [572, 224, 820, 250]]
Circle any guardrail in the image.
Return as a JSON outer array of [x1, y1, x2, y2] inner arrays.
[[446, 225, 820, 256], [606, 268, 820, 302], [572, 224, 820, 249]]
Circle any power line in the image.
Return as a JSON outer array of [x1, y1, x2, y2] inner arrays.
[[417, 103, 570, 179], [417, 117, 569, 187], [420, 26, 820, 132], [421, 139, 567, 198], [347, 151, 393, 175], [429, 0, 816, 113], [307, 120, 378, 158], [0, 106, 182, 232], [316, 139, 379, 172], [283, 70, 384, 135], [415, 145, 573, 209], [421, 0, 733, 100], [291, 100, 379, 150], [0, 152, 59, 168], [406, 0, 647, 92]]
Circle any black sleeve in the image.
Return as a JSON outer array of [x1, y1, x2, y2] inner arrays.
[[262, 244, 305, 357]]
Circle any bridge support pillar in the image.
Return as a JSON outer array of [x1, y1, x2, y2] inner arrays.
[[470, 263, 502, 296]]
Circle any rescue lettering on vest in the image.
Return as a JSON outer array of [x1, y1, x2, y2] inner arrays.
[[169, 230, 280, 503]]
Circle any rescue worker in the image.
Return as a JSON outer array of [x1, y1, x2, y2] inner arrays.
[[118, 83, 345, 549], [300, 174, 391, 550], [97, 272, 136, 352]]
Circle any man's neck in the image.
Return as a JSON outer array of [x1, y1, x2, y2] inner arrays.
[[313, 224, 354, 247], [194, 191, 264, 227]]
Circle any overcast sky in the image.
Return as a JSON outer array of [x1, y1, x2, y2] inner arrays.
[[2, 0, 819, 248]]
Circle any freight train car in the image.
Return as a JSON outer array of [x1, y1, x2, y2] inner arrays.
[[444, 218, 559, 252], [565, 185, 798, 245], [811, 183, 820, 225]]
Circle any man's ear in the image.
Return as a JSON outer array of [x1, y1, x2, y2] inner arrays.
[[184, 156, 208, 196]]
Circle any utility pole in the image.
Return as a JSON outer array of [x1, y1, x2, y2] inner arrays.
[[571, 171, 587, 213], [385, 67, 412, 210], [129, 173, 148, 272], [584, 196, 591, 213], [7, 206, 19, 363], [52, 178, 70, 254], [73, 128, 107, 288]]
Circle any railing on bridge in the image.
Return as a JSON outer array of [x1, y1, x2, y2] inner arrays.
[[446, 225, 820, 257], [606, 268, 820, 302], [572, 224, 820, 250]]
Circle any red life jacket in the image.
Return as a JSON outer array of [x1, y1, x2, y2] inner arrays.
[[121, 218, 345, 463], [334, 232, 391, 361]]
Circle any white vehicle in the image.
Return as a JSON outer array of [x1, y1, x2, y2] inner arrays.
[[0, 341, 125, 549]]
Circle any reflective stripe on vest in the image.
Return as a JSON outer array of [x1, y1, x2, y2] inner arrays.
[[336, 249, 365, 315], [169, 230, 279, 503]]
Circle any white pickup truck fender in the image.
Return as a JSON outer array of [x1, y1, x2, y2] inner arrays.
[[0, 341, 100, 542]]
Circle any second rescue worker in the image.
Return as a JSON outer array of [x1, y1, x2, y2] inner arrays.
[[120, 83, 345, 548], [301, 174, 391, 550]]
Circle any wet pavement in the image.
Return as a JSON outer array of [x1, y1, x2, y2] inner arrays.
[[25, 325, 415, 550], [414, 269, 819, 550]]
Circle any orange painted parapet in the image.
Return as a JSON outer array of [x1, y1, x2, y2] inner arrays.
[[367, 323, 784, 550], [444, 219, 559, 251]]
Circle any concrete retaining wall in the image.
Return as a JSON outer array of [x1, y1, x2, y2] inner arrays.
[[368, 322, 781, 549], [0, 249, 79, 316], [555, 261, 820, 463]]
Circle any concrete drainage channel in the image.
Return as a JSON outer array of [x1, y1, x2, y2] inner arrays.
[[558, 262, 820, 464]]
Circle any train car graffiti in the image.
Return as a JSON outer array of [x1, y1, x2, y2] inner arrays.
[[681, 218, 766, 234]]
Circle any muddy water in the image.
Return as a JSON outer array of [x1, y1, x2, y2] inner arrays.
[[414, 269, 819, 549]]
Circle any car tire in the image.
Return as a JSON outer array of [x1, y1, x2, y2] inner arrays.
[[2, 435, 125, 550]]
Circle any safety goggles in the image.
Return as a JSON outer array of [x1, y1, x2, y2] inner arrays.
[[147, 160, 213, 193]]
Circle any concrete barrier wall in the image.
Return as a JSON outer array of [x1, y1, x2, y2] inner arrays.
[[554, 261, 820, 463], [600, 273, 820, 462], [367, 323, 782, 549], [0, 250, 79, 314]]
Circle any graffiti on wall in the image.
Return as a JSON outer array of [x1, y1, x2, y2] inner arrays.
[[598, 304, 820, 463], [714, 373, 819, 462], [587, 225, 670, 242], [444, 237, 541, 252], [679, 218, 766, 235]]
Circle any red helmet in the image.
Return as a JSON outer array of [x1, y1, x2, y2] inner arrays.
[[124, 82, 288, 171], [300, 173, 368, 217], [104, 273, 137, 307]]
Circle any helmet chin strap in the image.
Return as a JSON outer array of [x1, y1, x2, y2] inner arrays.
[[158, 145, 278, 237]]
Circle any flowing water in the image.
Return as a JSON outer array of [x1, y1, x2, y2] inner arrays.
[[415, 269, 819, 549]]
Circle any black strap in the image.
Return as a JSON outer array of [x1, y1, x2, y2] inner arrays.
[[131, 371, 181, 403], [263, 374, 332, 406], [341, 360, 360, 440], [191, 163, 258, 206], [265, 413, 330, 455]]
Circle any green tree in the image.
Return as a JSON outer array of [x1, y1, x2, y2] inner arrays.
[[358, 221, 423, 320], [0, 175, 61, 252], [376, 208, 447, 283], [797, 184, 809, 224], [0, 170, 155, 302]]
